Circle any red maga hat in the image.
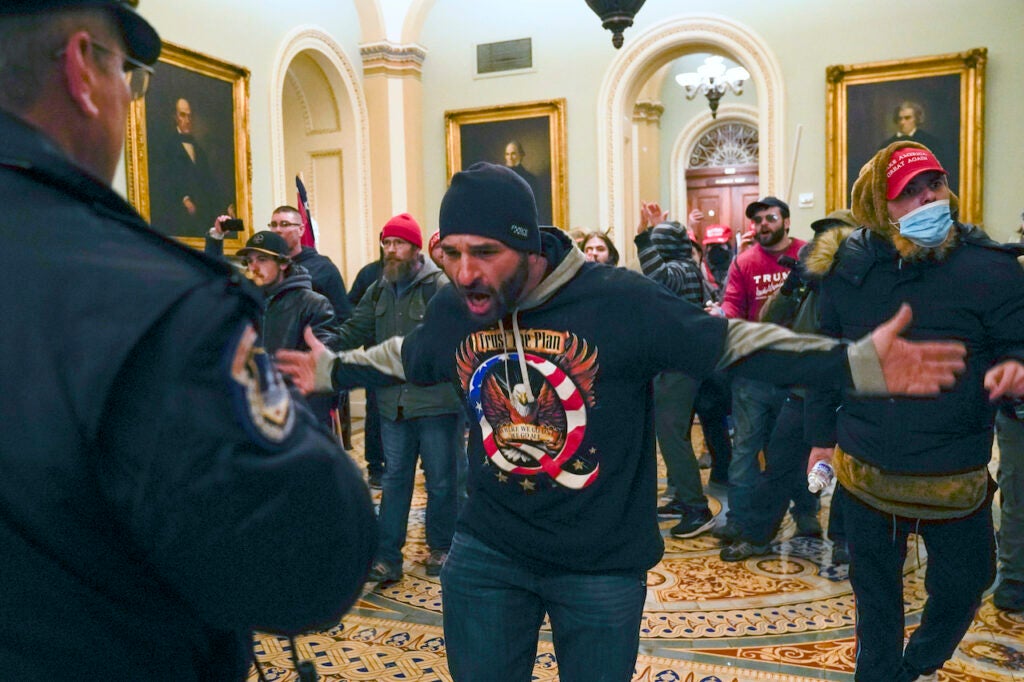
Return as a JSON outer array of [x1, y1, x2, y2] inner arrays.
[[885, 147, 946, 200]]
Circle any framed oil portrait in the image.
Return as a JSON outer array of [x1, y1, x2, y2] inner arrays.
[[825, 48, 985, 224], [445, 99, 567, 228], [125, 42, 251, 251]]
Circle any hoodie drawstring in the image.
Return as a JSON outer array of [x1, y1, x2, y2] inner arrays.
[[498, 312, 536, 413]]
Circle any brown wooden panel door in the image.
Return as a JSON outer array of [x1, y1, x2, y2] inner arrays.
[[686, 164, 759, 243], [687, 188, 726, 244]]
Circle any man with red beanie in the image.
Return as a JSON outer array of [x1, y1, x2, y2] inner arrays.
[[277, 162, 972, 681], [328, 213, 462, 583]]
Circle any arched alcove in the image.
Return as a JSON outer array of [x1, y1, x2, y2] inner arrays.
[[270, 27, 372, 279], [597, 14, 784, 258], [670, 103, 759, 219]]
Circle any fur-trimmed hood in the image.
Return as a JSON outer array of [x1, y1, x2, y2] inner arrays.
[[803, 226, 857, 278], [851, 140, 961, 262]]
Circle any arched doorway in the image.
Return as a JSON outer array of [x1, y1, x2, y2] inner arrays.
[[271, 28, 372, 281], [597, 15, 784, 259], [673, 111, 760, 243]]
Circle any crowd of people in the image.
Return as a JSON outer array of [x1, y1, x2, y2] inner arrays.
[[2, 2, 1023, 682]]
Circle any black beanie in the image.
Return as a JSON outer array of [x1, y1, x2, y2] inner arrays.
[[439, 162, 541, 252]]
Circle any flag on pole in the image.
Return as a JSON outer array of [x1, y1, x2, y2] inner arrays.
[[296, 174, 317, 248]]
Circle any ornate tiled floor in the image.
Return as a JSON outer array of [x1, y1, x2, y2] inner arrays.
[[250, 433, 1024, 681]]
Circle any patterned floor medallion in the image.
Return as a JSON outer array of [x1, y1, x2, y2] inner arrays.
[[248, 432, 1019, 681]]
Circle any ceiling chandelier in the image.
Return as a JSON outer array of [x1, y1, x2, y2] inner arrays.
[[585, 0, 647, 49], [675, 56, 750, 118]]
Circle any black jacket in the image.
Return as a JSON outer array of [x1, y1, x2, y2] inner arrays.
[[260, 265, 340, 354], [293, 246, 353, 322], [806, 225, 1024, 474], [0, 110, 376, 681]]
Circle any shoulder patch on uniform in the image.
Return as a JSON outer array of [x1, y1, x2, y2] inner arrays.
[[228, 323, 295, 446]]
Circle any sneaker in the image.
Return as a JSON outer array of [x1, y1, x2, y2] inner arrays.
[[367, 472, 383, 490], [794, 512, 823, 538], [670, 508, 716, 538], [832, 544, 851, 565], [367, 560, 402, 584], [657, 499, 686, 517], [720, 540, 771, 562], [425, 549, 448, 577], [993, 578, 1024, 612], [712, 520, 742, 544]]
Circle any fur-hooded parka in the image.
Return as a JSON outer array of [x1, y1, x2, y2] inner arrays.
[[850, 140, 961, 262]]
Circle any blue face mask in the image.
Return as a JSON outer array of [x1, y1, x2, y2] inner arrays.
[[893, 200, 952, 248]]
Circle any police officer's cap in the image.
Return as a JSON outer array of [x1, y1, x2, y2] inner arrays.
[[1, 0, 161, 65]]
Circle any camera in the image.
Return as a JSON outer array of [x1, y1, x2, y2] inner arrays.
[[219, 218, 244, 232], [777, 255, 799, 269]]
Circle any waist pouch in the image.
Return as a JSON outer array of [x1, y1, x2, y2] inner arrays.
[[834, 447, 987, 520]]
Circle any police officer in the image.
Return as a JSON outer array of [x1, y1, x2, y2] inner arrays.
[[0, 2, 376, 680]]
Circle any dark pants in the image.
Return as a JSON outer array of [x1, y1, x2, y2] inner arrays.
[[695, 372, 732, 484], [743, 395, 818, 545], [364, 388, 384, 477], [654, 371, 706, 511], [840, 484, 996, 681]]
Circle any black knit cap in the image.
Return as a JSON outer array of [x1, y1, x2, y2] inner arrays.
[[0, 0, 161, 65], [439, 162, 541, 253]]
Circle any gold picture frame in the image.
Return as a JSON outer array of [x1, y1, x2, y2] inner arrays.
[[445, 99, 568, 229], [125, 42, 252, 251], [825, 48, 985, 224]]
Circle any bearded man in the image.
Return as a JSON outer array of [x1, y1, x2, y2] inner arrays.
[[327, 213, 462, 584], [277, 162, 972, 682]]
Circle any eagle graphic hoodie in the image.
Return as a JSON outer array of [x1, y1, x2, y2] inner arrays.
[[330, 228, 876, 574]]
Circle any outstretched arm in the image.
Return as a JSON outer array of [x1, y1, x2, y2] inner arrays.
[[276, 327, 405, 395], [720, 304, 966, 396]]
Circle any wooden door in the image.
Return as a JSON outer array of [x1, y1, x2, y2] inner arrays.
[[685, 164, 759, 244]]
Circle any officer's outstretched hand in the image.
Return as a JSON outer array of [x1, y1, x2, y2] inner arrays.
[[871, 303, 966, 395], [984, 359, 1024, 401], [276, 327, 329, 395]]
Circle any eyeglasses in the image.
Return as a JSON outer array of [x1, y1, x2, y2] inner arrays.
[[55, 39, 153, 101], [267, 221, 303, 229], [751, 214, 780, 224]]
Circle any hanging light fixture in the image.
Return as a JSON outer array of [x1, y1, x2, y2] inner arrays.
[[585, 0, 647, 49], [675, 56, 750, 118]]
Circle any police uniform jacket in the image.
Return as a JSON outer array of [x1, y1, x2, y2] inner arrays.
[[0, 109, 376, 681]]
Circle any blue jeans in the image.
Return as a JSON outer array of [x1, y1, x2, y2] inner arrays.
[[744, 395, 819, 545], [726, 377, 786, 530], [377, 413, 460, 567], [441, 532, 647, 682]]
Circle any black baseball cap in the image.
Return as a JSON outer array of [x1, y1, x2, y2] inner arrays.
[[1, 1, 161, 65], [745, 196, 790, 220], [237, 231, 291, 261]]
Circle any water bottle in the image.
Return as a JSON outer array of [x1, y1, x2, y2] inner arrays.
[[807, 461, 835, 494]]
